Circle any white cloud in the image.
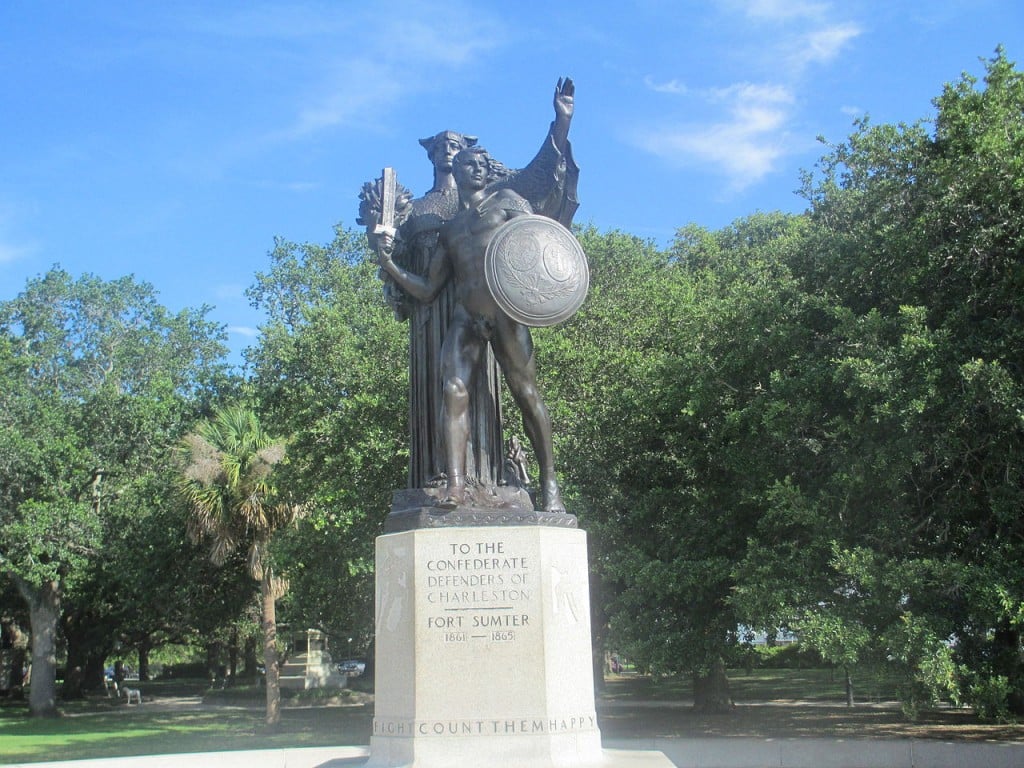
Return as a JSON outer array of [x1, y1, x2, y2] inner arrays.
[[718, 1, 862, 77], [644, 76, 688, 95], [0, 241, 32, 265], [629, 2, 862, 191], [654, 125, 787, 186], [790, 22, 862, 68], [228, 325, 260, 338], [632, 83, 795, 189], [155, 2, 506, 143], [385, 17, 501, 66], [737, 0, 827, 21], [708, 82, 794, 106], [275, 3, 506, 139], [289, 60, 408, 137]]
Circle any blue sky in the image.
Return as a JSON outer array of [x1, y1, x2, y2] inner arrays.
[[2, 1, 1022, 364]]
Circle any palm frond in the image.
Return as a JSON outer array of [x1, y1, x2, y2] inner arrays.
[[178, 404, 295, 578]]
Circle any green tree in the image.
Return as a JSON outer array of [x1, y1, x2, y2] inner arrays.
[[537, 217, 807, 710], [0, 268, 227, 716], [70, 469, 254, 683], [177, 405, 302, 728], [734, 48, 1024, 717], [246, 228, 406, 651]]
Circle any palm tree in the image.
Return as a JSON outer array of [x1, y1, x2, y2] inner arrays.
[[177, 405, 301, 728]]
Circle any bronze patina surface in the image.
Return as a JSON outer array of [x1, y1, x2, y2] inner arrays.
[[484, 214, 589, 327]]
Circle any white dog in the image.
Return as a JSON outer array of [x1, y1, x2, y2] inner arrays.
[[121, 686, 142, 705]]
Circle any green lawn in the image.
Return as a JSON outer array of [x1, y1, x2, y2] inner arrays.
[[0, 680, 373, 765], [1, 669, 1019, 764], [602, 666, 904, 704]]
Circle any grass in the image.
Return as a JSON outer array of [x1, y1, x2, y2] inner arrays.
[[601, 666, 904, 704], [599, 669, 1024, 743], [0, 680, 372, 765], [1, 670, 1021, 764], [598, 696, 1024, 742], [0, 703, 373, 764]]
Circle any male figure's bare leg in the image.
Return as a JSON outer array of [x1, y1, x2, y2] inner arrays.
[[439, 375, 468, 508], [438, 314, 483, 508], [492, 318, 566, 513]]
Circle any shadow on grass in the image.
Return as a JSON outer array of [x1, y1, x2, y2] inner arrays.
[[598, 701, 1024, 742]]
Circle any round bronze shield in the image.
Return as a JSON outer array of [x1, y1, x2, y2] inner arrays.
[[484, 215, 589, 327]]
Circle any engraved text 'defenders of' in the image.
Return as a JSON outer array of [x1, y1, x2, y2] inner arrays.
[[484, 215, 589, 327]]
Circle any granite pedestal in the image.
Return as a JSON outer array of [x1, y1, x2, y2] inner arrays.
[[367, 510, 672, 767]]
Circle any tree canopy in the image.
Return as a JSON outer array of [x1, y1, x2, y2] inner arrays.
[[0, 268, 229, 714], [245, 228, 407, 650]]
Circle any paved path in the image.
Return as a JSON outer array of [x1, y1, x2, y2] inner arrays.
[[8, 738, 1024, 768]]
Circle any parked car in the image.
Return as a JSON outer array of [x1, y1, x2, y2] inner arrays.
[[337, 659, 366, 677]]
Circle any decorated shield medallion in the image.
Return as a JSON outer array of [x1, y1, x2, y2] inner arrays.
[[484, 215, 589, 327]]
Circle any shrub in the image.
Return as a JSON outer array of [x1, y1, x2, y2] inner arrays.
[[751, 643, 823, 669], [966, 674, 1013, 723]]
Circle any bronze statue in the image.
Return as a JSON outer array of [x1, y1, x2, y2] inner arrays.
[[360, 78, 578, 514], [384, 130, 504, 490]]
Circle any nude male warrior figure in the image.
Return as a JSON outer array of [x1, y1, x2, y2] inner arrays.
[[377, 145, 566, 513]]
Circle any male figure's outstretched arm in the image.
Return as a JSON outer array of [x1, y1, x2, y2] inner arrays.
[[550, 77, 574, 155], [377, 234, 451, 303]]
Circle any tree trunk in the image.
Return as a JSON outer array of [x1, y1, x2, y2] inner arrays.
[[61, 619, 86, 700], [693, 656, 734, 714], [137, 637, 152, 681], [589, 570, 607, 693], [205, 640, 222, 680], [228, 626, 239, 681], [262, 569, 281, 728], [85, 651, 107, 690], [844, 666, 854, 708], [61, 608, 111, 697], [241, 633, 259, 679], [1, 617, 29, 695], [15, 577, 61, 717]]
